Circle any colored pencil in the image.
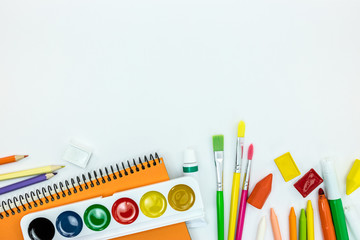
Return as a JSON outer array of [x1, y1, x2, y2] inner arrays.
[[270, 208, 282, 240], [307, 200, 315, 240], [318, 188, 336, 240], [0, 165, 64, 181], [235, 144, 254, 240], [228, 121, 245, 240], [0, 155, 28, 165], [256, 216, 266, 240], [321, 159, 349, 240], [289, 207, 297, 240], [213, 135, 224, 240], [299, 209, 307, 240], [0, 173, 57, 195]]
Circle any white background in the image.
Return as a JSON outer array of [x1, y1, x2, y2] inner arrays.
[[1, 0, 360, 239]]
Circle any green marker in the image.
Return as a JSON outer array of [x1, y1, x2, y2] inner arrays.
[[299, 209, 307, 240], [321, 158, 349, 240]]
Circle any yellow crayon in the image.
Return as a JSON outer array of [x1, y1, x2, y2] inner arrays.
[[307, 200, 314, 240]]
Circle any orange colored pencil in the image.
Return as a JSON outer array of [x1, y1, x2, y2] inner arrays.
[[318, 188, 336, 240], [289, 207, 297, 240], [0, 155, 28, 165]]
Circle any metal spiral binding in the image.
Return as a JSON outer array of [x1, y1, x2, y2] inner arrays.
[[0, 153, 161, 219]]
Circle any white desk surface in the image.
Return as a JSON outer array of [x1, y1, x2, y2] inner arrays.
[[1, 0, 360, 239]]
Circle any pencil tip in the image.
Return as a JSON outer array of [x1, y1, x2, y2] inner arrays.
[[61, 166, 65, 168], [24, 155, 29, 158]]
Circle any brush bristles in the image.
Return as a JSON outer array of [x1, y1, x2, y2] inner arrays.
[[237, 121, 245, 137], [247, 144, 254, 160], [212, 135, 224, 152]]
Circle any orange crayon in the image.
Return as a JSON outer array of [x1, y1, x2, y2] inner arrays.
[[318, 188, 336, 240], [0, 155, 28, 165], [248, 174, 273, 209], [289, 207, 297, 240]]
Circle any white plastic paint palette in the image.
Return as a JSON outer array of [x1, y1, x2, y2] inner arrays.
[[20, 177, 204, 240]]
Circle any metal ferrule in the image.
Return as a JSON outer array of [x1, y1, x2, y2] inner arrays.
[[235, 138, 244, 173], [214, 151, 224, 191], [242, 160, 252, 190]]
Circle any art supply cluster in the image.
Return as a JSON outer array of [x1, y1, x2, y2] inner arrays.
[[0, 120, 359, 240], [213, 121, 360, 240]]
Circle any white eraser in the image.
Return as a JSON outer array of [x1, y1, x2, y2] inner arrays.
[[63, 141, 92, 168]]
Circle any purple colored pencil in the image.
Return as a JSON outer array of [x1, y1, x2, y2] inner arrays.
[[0, 173, 57, 195]]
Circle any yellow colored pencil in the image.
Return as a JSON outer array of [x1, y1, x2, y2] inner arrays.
[[228, 121, 245, 240], [0, 165, 65, 181], [307, 200, 315, 240]]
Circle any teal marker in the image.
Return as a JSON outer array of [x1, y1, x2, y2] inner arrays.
[[321, 158, 349, 240]]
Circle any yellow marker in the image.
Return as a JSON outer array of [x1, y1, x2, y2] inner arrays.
[[307, 200, 315, 240], [346, 159, 360, 195], [274, 152, 301, 182], [228, 121, 245, 240], [0, 165, 64, 181]]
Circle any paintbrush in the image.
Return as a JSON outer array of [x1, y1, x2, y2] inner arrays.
[[213, 135, 224, 240], [235, 144, 254, 240], [228, 121, 245, 240]]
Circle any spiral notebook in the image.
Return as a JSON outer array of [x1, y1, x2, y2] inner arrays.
[[0, 153, 191, 240]]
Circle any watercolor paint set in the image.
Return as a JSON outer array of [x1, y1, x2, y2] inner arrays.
[[20, 176, 204, 240]]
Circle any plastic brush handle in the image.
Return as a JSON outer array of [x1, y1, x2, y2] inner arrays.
[[228, 172, 241, 240], [235, 190, 248, 240], [328, 199, 349, 240], [217, 191, 224, 240]]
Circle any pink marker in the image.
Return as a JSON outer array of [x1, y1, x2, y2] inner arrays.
[[235, 144, 254, 240]]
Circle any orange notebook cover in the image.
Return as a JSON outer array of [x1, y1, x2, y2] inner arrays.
[[0, 154, 191, 240]]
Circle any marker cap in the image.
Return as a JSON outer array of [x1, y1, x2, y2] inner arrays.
[[321, 158, 341, 200]]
